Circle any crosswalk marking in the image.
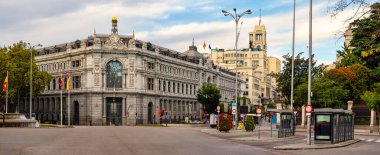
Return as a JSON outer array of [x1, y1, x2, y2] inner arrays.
[[366, 139, 374, 142], [375, 140, 380, 143], [359, 138, 380, 143]]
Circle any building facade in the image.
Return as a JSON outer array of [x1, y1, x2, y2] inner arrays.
[[18, 18, 244, 125], [208, 22, 280, 105]]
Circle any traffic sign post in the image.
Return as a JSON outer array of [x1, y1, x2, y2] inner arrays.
[[256, 108, 262, 139], [305, 105, 313, 116], [217, 106, 220, 129], [232, 102, 237, 129]]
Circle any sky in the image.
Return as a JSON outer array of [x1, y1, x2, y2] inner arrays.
[[0, 0, 375, 66]]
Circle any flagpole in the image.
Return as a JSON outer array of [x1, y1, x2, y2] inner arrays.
[[68, 71, 71, 126], [60, 73, 63, 126], [5, 71, 8, 114]]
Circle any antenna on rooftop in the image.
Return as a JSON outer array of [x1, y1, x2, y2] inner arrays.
[[259, 9, 262, 25]]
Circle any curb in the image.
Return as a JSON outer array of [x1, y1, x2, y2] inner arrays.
[[273, 139, 361, 150]]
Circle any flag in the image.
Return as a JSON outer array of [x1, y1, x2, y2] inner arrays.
[[208, 44, 212, 50], [59, 73, 63, 90], [2, 72, 8, 92], [66, 71, 70, 92], [202, 41, 206, 49]]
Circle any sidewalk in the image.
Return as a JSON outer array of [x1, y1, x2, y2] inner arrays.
[[273, 139, 361, 150]]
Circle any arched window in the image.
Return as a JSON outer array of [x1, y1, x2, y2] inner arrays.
[[106, 60, 122, 88]]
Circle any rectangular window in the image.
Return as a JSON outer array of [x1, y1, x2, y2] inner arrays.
[[252, 60, 259, 67], [159, 80, 161, 91], [147, 78, 154, 90], [163, 81, 166, 92], [177, 83, 180, 93], [147, 62, 155, 70], [73, 76, 81, 89], [168, 81, 171, 92]]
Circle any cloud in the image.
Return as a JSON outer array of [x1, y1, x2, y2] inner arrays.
[[0, 0, 186, 46], [136, 1, 362, 65], [0, 0, 362, 66]]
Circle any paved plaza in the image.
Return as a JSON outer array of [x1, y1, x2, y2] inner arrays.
[[0, 126, 380, 155]]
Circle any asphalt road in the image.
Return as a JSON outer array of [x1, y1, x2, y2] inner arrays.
[[0, 126, 285, 155], [1, 127, 379, 155]]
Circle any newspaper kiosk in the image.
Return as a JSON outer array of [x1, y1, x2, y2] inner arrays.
[[314, 108, 354, 144]]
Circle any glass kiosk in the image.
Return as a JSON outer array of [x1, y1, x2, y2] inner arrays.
[[314, 108, 354, 144], [267, 109, 295, 138]]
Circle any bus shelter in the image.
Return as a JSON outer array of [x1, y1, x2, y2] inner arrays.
[[267, 109, 295, 138], [314, 108, 354, 144]]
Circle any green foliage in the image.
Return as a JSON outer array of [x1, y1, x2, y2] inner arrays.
[[218, 113, 232, 132], [245, 115, 255, 131], [0, 42, 51, 112], [312, 78, 349, 108], [361, 82, 380, 111], [267, 102, 276, 109], [337, 2, 380, 69], [325, 64, 371, 103], [218, 103, 225, 113], [196, 84, 221, 114], [271, 53, 324, 106]]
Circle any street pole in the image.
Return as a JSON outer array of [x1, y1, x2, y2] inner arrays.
[[222, 8, 251, 130], [307, 0, 313, 145], [28, 44, 41, 119], [30, 48, 32, 117], [5, 71, 8, 114], [291, 0, 296, 112]]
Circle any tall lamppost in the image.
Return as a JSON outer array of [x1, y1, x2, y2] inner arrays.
[[28, 43, 42, 119], [307, 0, 313, 145], [222, 8, 252, 128]]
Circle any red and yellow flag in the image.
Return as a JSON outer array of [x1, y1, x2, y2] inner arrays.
[[2, 72, 8, 92], [66, 71, 70, 92], [59, 73, 63, 90]]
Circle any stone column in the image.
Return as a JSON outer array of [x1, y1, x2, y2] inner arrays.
[[301, 105, 306, 128], [347, 101, 354, 110], [276, 103, 282, 124], [370, 110, 376, 133]]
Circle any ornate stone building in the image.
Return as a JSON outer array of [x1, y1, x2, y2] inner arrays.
[[18, 18, 244, 126], [208, 21, 280, 105]]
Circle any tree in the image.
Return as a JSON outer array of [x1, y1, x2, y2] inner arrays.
[[329, 0, 374, 22], [337, 3, 380, 69], [325, 64, 371, 103], [196, 84, 221, 115], [0, 42, 51, 112], [271, 53, 324, 106], [361, 82, 380, 133]]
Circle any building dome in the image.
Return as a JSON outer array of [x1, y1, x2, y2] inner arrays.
[[183, 39, 204, 58]]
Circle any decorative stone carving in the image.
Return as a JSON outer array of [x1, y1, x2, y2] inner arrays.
[[129, 59, 135, 88], [142, 42, 147, 50], [128, 38, 136, 48], [155, 47, 160, 54], [94, 58, 100, 86], [104, 33, 124, 50]]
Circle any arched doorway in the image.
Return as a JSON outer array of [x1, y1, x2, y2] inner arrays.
[[74, 101, 80, 125], [106, 97, 122, 125], [148, 102, 153, 124]]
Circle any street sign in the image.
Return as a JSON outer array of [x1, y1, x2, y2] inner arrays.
[[217, 106, 220, 113], [305, 105, 313, 116], [232, 109, 237, 115], [269, 111, 274, 115], [256, 108, 262, 114], [293, 110, 298, 116], [305, 105, 313, 113]]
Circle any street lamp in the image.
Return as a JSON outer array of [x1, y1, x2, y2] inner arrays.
[[222, 8, 252, 129], [28, 43, 42, 119]]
